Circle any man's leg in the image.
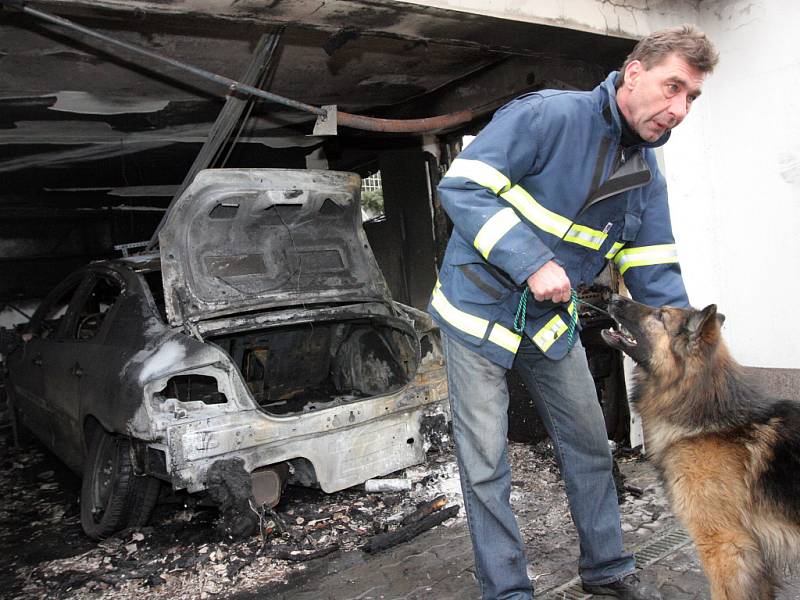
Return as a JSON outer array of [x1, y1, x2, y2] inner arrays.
[[442, 333, 532, 600], [512, 336, 635, 585]]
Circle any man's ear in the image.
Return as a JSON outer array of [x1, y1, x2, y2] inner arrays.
[[623, 60, 642, 89]]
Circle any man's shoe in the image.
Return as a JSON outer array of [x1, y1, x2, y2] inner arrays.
[[581, 573, 662, 599]]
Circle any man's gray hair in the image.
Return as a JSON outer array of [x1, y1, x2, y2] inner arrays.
[[618, 24, 719, 84]]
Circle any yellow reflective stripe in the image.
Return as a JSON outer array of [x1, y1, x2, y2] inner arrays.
[[474, 208, 521, 259], [432, 281, 520, 356], [605, 241, 625, 260], [614, 244, 679, 275], [563, 223, 607, 250], [488, 323, 522, 354], [532, 314, 568, 352], [445, 161, 610, 253], [443, 158, 511, 194], [501, 185, 571, 239], [430, 286, 488, 340]]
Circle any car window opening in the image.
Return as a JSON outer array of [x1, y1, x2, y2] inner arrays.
[[74, 276, 122, 341], [34, 279, 82, 339]]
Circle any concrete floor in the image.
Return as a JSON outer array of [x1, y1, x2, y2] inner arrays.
[[249, 456, 800, 600], [3, 416, 798, 600]]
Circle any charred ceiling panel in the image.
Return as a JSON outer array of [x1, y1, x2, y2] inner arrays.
[[0, 1, 634, 302], [23, 0, 635, 60], [0, 2, 632, 145], [1, 26, 494, 111]]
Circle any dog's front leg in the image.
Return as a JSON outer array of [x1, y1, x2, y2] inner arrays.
[[692, 528, 772, 600]]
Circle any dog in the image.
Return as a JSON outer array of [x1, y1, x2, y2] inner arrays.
[[601, 294, 800, 600]]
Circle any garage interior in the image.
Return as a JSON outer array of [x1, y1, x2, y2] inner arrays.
[[1, 1, 636, 440]]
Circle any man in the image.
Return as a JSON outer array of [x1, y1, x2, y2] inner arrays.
[[428, 25, 718, 600]]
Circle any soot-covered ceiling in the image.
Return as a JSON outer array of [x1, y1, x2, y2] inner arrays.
[[0, 0, 634, 300]]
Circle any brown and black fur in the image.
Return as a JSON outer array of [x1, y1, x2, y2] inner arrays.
[[602, 295, 800, 600]]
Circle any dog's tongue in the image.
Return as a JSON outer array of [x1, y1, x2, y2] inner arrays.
[[603, 327, 637, 347]]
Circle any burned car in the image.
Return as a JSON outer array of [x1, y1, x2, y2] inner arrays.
[[5, 169, 449, 539]]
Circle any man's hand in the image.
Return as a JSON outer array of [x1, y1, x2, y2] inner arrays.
[[527, 260, 571, 303]]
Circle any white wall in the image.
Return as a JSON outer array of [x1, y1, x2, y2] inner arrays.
[[405, 0, 798, 369], [397, 0, 698, 40], [665, 0, 800, 368]]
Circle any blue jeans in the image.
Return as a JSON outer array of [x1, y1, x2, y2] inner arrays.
[[442, 332, 635, 600]]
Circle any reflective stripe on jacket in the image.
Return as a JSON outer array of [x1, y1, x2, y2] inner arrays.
[[428, 71, 689, 368]]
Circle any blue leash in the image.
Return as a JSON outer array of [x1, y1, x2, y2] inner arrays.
[[513, 288, 608, 352]]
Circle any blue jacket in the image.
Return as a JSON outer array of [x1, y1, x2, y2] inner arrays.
[[428, 72, 689, 368]]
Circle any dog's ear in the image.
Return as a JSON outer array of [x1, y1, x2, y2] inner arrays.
[[687, 304, 720, 344]]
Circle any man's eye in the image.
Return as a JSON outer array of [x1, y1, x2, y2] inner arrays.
[[666, 83, 679, 94]]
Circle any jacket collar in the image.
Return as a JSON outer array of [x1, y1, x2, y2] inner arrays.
[[598, 71, 671, 149]]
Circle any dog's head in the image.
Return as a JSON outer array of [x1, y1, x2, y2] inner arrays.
[[601, 294, 725, 377]]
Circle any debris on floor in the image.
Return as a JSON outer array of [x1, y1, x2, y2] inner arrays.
[[0, 411, 672, 600], [0, 422, 467, 600]]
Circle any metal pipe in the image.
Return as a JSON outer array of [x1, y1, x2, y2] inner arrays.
[[4, 2, 478, 134], [14, 3, 325, 116], [337, 109, 476, 133]]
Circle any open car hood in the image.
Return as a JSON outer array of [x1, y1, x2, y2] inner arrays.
[[159, 169, 391, 326]]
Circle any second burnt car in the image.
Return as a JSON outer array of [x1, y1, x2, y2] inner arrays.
[[5, 169, 449, 539]]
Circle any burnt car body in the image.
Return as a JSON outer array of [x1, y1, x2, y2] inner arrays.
[[5, 169, 449, 539]]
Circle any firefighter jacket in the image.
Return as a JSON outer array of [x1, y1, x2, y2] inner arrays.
[[428, 71, 690, 368]]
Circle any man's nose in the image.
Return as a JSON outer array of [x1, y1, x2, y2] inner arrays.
[[669, 94, 689, 123]]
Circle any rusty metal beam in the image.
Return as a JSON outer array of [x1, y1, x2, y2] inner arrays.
[[3, 2, 480, 135]]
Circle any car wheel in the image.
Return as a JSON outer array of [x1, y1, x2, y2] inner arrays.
[[80, 427, 160, 539]]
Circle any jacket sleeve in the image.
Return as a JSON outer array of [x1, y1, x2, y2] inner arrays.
[[438, 97, 556, 286], [615, 174, 690, 307]]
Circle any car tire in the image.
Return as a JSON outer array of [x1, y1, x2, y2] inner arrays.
[[80, 427, 160, 539], [127, 470, 162, 529]]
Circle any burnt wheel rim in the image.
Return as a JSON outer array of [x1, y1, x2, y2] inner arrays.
[[90, 437, 118, 523]]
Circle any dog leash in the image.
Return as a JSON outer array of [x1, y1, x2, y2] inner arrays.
[[513, 288, 610, 352]]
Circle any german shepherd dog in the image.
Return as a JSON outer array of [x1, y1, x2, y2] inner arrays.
[[601, 295, 800, 600]]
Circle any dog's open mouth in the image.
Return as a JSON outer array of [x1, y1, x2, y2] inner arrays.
[[601, 323, 638, 347]]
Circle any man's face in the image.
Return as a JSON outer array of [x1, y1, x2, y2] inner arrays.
[[617, 52, 706, 142]]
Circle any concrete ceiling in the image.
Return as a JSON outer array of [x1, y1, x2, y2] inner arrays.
[[0, 0, 635, 300], [1, 1, 634, 156]]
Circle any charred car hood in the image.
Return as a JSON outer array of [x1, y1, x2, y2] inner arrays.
[[159, 169, 391, 326]]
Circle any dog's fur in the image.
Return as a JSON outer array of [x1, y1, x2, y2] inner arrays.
[[602, 295, 800, 600]]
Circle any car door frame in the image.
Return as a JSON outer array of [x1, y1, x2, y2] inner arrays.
[[11, 271, 91, 449], [47, 267, 127, 470]]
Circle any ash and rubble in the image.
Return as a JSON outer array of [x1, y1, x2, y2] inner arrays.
[[0, 406, 674, 600]]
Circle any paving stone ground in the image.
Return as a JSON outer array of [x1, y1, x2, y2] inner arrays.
[[247, 457, 800, 600]]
